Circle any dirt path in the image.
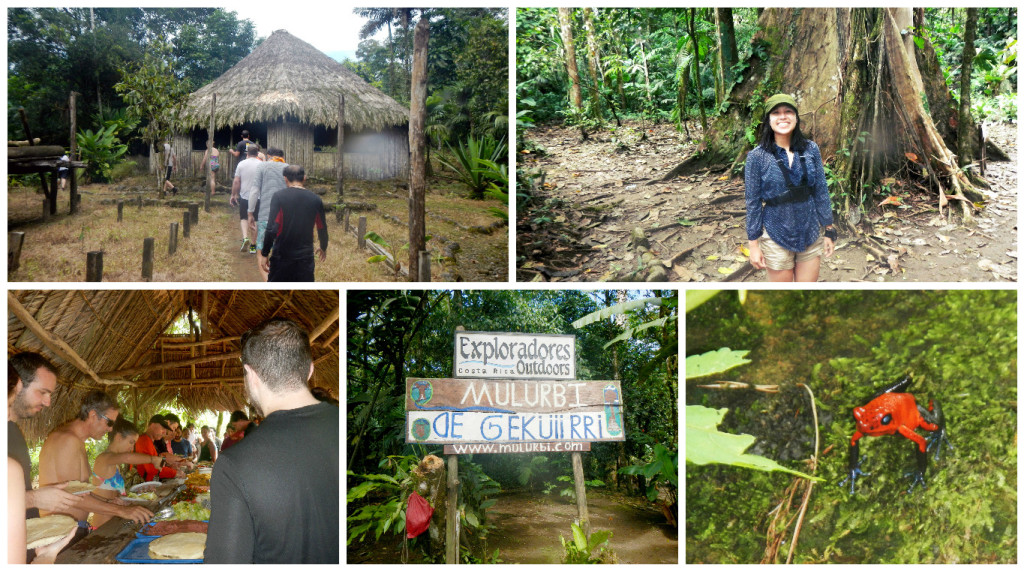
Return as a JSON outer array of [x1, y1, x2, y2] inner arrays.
[[346, 488, 677, 564], [486, 489, 677, 564], [517, 121, 1016, 282]]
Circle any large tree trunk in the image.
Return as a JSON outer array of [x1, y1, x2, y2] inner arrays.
[[582, 8, 603, 119], [957, 8, 979, 166], [715, 9, 739, 96], [659, 8, 981, 222], [558, 8, 583, 110], [687, 9, 707, 131]]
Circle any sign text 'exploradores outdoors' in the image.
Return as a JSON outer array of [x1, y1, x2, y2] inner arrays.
[[453, 332, 576, 380], [405, 377, 625, 446]]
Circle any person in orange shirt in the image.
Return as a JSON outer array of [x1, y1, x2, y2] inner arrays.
[[133, 415, 177, 481]]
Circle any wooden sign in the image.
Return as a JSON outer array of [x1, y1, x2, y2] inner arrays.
[[406, 378, 619, 414], [443, 442, 590, 454], [405, 378, 625, 445], [453, 331, 575, 380]]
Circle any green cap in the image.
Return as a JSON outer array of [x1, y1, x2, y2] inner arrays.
[[764, 93, 798, 114]]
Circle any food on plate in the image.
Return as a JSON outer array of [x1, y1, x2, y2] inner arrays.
[[142, 520, 208, 536], [25, 515, 77, 549], [148, 532, 207, 560], [171, 501, 210, 522], [126, 491, 157, 501], [63, 480, 96, 494], [186, 472, 211, 487]]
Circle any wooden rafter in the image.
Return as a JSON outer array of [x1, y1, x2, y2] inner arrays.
[[7, 292, 131, 386], [309, 306, 340, 342], [99, 351, 240, 378]]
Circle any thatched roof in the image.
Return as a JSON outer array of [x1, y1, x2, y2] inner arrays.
[[180, 29, 408, 132], [8, 290, 339, 442]]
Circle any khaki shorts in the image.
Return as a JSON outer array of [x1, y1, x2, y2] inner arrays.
[[760, 235, 824, 271]]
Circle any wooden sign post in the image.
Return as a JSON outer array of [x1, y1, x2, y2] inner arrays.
[[406, 331, 626, 562]]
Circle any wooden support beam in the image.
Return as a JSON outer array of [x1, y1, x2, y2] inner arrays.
[[157, 336, 240, 348], [309, 306, 339, 342], [99, 351, 239, 379], [7, 292, 131, 386]]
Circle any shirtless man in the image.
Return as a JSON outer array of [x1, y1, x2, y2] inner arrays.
[[37, 390, 152, 542]]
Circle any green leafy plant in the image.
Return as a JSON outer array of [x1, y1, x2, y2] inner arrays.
[[437, 134, 509, 198], [76, 125, 128, 183], [560, 523, 616, 564], [555, 475, 605, 502], [364, 232, 430, 278], [619, 443, 677, 503], [346, 454, 418, 546]]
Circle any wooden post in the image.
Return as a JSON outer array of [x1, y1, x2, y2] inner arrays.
[[408, 16, 430, 281], [51, 171, 60, 215], [336, 93, 345, 198], [344, 209, 351, 232], [142, 237, 154, 281], [117, 200, 124, 222], [182, 211, 191, 238], [206, 93, 216, 213], [418, 250, 431, 282], [334, 204, 344, 223], [168, 222, 178, 255], [8, 232, 25, 272], [189, 203, 199, 225], [138, 195, 143, 211], [357, 217, 367, 249], [571, 451, 590, 536], [86, 251, 103, 282], [42, 199, 50, 223], [69, 91, 80, 214], [445, 454, 459, 565]]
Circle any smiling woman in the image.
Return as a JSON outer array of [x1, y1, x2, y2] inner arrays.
[[744, 93, 837, 282]]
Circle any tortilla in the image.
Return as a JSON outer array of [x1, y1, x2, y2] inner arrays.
[[26, 515, 77, 549], [148, 532, 207, 560], [63, 480, 96, 494]]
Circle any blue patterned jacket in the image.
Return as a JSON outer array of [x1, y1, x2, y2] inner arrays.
[[744, 140, 834, 253]]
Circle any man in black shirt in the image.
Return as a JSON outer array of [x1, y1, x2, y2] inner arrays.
[[260, 165, 328, 282], [8, 353, 79, 520], [204, 319, 339, 563]]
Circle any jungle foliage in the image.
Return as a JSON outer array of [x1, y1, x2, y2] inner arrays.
[[347, 290, 678, 561], [7, 8, 257, 149], [516, 8, 1016, 132], [686, 290, 1016, 563], [347, 9, 509, 200]]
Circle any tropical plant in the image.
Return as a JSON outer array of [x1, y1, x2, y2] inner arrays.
[[346, 454, 417, 546], [560, 523, 616, 564], [364, 231, 425, 278], [76, 125, 128, 183], [619, 443, 676, 503], [437, 134, 508, 198]]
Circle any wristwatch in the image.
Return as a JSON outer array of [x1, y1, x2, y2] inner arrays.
[[824, 226, 838, 241]]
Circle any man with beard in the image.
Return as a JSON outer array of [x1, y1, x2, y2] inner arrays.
[[38, 390, 153, 546], [205, 319, 338, 563], [8, 354, 80, 561]]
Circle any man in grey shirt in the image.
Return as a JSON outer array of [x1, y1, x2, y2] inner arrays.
[[247, 147, 289, 281]]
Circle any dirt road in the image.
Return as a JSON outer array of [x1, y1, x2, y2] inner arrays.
[[517, 121, 1016, 282]]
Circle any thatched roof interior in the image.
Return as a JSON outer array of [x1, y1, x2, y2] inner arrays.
[[181, 29, 408, 132], [9, 290, 339, 442]]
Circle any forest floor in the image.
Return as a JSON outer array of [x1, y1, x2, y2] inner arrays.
[[8, 175, 508, 282], [517, 120, 1017, 282], [346, 488, 677, 564]]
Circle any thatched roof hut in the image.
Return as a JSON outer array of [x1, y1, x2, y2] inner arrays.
[[177, 29, 409, 181], [8, 290, 339, 443]]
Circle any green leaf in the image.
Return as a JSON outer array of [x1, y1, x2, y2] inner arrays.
[[685, 290, 719, 313], [686, 405, 822, 481], [571, 522, 587, 551], [685, 348, 751, 378], [364, 231, 389, 248], [366, 255, 388, 264], [572, 296, 662, 328]]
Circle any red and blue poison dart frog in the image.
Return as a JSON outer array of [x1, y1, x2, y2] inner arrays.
[[842, 376, 952, 494]]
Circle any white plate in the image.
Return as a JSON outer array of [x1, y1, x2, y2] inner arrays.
[[130, 482, 160, 494]]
